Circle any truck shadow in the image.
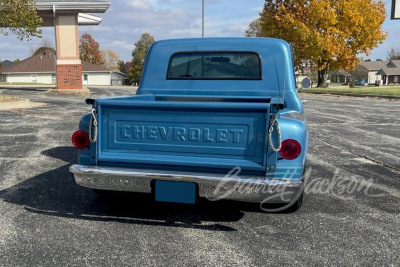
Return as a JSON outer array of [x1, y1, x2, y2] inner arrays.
[[0, 146, 271, 232]]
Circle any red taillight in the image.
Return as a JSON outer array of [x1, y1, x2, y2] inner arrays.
[[279, 139, 301, 160], [72, 131, 89, 149]]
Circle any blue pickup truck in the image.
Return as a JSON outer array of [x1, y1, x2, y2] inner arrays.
[[70, 37, 308, 212]]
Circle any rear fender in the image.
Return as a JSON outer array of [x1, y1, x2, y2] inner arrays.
[[268, 113, 308, 179], [77, 113, 96, 165]]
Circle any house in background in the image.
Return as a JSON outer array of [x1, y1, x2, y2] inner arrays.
[[355, 60, 388, 84], [111, 72, 129, 85], [0, 51, 116, 86], [1, 51, 57, 84], [377, 60, 400, 85], [330, 69, 351, 84], [330, 60, 400, 86], [80, 61, 113, 86]]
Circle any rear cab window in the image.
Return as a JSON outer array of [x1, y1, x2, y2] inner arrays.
[[167, 52, 262, 80]]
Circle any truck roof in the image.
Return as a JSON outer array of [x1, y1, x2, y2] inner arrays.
[[138, 37, 303, 113]]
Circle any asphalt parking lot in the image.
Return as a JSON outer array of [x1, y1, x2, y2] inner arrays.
[[0, 87, 399, 266]]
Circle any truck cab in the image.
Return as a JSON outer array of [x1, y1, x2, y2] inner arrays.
[[70, 37, 308, 212]]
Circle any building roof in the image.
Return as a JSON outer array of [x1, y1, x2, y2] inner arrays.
[[35, 0, 110, 26], [0, 50, 111, 74], [388, 60, 400, 68], [331, 69, 351, 77], [112, 72, 129, 79], [359, 60, 389, 71], [0, 51, 56, 73], [35, 0, 110, 14], [377, 68, 398, 76], [81, 61, 111, 72], [377, 60, 400, 76]]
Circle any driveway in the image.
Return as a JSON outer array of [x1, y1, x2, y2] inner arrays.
[[0, 87, 398, 266]]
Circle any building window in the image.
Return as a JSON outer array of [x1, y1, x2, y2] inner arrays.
[[83, 74, 88, 85], [31, 74, 37, 83], [167, 52, 261, 80], [394, 76, 399, 83]]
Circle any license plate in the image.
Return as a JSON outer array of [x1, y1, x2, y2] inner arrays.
[[155, 181, 196, 204]]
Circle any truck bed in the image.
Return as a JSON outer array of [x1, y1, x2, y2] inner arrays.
[[95, 95, 275, 172]]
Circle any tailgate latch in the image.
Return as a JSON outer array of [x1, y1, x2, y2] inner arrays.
[[268, 114, 281, 152], [89, 108, 98, 143]]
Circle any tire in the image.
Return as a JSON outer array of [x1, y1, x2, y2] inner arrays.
[[283, 162, 307, 212], [283, 191, 304, 213], [262, 162, 306, 213], [283, 161, 307, 212]]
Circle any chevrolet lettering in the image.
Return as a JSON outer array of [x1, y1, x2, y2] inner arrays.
[[118, 125, 245, 143]]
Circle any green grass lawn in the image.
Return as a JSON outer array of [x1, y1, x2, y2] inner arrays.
[[304, 86, 400, 96]]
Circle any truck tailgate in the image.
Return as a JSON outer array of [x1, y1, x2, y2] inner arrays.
[[96, 97, 271, 171]]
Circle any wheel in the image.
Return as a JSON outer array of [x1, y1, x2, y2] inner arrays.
[[282, 162, 307, 212], [261, 162, 307, 213], [282, 161, 307, 212], [260, 191, 304, 213]]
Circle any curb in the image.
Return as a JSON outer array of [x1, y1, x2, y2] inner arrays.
[[299, 91, 400, 100]]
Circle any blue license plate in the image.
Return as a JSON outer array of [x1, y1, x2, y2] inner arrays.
[[155, 181, 196, 204]]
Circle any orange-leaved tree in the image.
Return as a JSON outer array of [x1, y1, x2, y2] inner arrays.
[[254, 0, 387, 87], [79, 33, 105, 65]]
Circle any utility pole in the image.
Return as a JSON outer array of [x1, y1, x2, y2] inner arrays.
[[202, 0, 204, 37]]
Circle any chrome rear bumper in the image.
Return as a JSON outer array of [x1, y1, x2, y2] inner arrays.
[[70, 164, 303, 203]]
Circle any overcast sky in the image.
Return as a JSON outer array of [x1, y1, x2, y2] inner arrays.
[[0, 0, 399, 63]]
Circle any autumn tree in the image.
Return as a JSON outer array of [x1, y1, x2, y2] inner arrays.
[[0, 0, 42, 40], [253, 0, 387, 87], [79, 33, 104, 65], [100, 49, 120, 71], [130, 33, 155, 85], [387, 47, 400, 60]]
